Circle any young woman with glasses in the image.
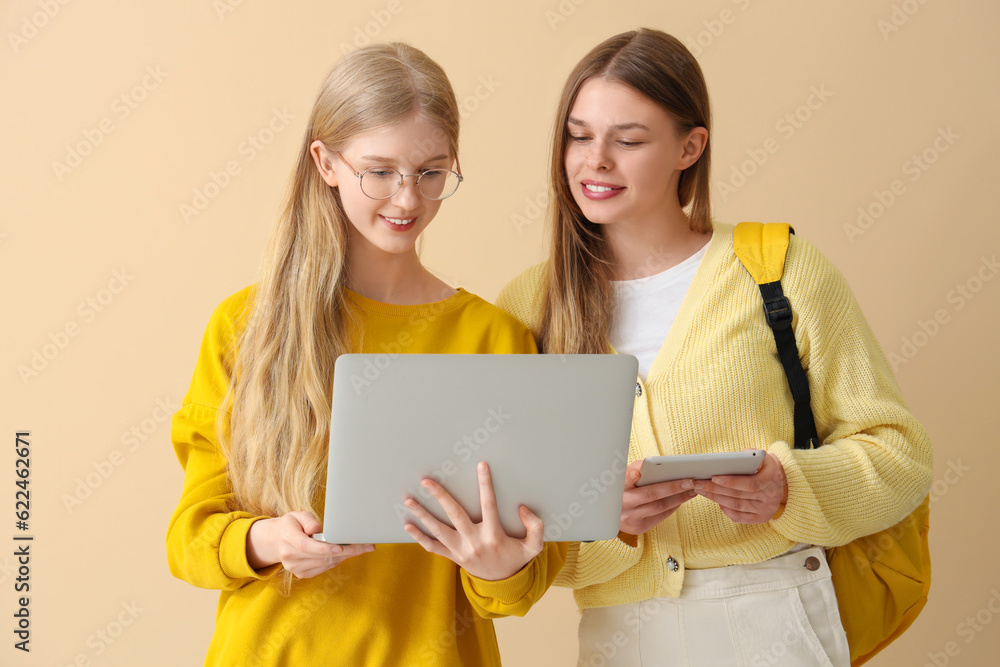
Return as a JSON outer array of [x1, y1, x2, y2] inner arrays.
[[497, 28, 932, 666], [166, 43, 565, 666]]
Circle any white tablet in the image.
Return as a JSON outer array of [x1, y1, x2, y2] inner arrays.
[[314, 353, 638, 544], [636, 450, 767, 486]]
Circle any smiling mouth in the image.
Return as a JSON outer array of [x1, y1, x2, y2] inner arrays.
[[381, 215, 416, 226], [584, 184, 620, 193], [580, 181, 624, 200]]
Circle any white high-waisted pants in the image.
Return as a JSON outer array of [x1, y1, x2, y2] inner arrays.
[[576, 546, 850, 667]]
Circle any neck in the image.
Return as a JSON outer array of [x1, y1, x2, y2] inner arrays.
[[603, 205, 709, 281], [346, 240, 454, 305]]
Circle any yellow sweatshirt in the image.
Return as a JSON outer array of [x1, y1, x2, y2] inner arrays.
[[166, 285, 567, 666], [496, 222, 932, 609]]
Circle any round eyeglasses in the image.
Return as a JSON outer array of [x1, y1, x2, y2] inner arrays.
[[335, 152, 463, 201]]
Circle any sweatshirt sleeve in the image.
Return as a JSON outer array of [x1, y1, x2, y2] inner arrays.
[[768, 240, 933, 546], [165, 289, 282, 590], [460, 542, 569, 618]]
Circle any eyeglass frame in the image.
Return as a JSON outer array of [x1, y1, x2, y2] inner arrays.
[[333, 151, 464, 201]]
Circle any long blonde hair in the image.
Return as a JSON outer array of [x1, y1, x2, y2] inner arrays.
[[538, 28, 712, 354], [218, 44, 460, 532]]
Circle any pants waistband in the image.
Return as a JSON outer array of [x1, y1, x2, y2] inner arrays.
[[678, 546, 831, 600]]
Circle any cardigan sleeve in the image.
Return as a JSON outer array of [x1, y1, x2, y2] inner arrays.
[[767, 239, 933, 546], [165, 289, 282, 590], [550, 531, 645, 590], [495, 263, 546, 339], [549, 420, 648, 590]]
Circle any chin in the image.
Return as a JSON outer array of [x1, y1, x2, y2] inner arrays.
[[378, 241, 419, 255], [355, 232, 416, 257], [575, 203, 616, 226]]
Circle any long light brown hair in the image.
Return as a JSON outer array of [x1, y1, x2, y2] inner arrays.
[[538, 28, 712, 354], [218, 43, 460, 540]]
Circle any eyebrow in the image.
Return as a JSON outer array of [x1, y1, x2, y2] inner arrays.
[[567, 118, 650, 132], [359, 154, 451, 165]]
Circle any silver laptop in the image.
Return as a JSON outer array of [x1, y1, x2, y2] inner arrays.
[[315, 353, 638, 544]]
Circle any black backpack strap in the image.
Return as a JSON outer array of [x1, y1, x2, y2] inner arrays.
[[758, 280, 820, 450], [734, 222, 820, 450]]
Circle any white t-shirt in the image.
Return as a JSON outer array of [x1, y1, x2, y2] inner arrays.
[[609, 244, 708, 380]]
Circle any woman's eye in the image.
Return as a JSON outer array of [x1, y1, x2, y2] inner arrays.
[[568, 135, 590, 143], [619, 140, 642, 148], [420, 170, 444, 180], [368, 169, 397, 179]]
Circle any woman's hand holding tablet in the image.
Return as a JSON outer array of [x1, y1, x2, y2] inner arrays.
[[686, 451, 789, 524], [618, 459, 698, 536], [620, 450, 786, 535]]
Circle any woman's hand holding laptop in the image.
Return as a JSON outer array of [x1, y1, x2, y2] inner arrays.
[[246, 511, 375, 578], [402, 461, 545, 581]]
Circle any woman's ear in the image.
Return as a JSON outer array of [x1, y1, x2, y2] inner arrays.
[[677, 127, 709, 170], [309, 140, 339, 187]]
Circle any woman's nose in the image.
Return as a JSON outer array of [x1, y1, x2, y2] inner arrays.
[[585, 141, 611, 171], [390, 174, 421, 209]]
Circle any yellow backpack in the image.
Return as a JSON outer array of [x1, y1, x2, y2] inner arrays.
[[733, 222, 931, 666]]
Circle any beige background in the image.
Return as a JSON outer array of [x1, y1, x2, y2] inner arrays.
[[2, 0, 997, 665]]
